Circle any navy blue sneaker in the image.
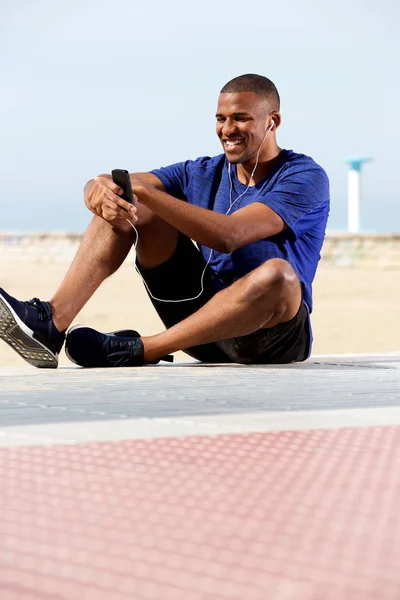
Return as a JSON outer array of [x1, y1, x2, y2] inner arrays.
[[65, 326, 173, 368], [0, 288, 66, 368]]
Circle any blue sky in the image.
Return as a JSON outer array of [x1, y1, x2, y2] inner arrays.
[[1, 0, 399, 232]]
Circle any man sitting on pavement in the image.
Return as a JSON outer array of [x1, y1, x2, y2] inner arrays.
[[0, 73, 330, 368]]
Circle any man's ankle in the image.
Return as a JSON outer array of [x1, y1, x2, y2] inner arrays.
[[49, 304, 71, 333], [141, 335, 168, 364]]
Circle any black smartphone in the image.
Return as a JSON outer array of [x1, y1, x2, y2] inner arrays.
[[111, 169, 136, 205]]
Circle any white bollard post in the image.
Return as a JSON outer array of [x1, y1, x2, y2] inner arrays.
[[341, 157, 372, 233], [348, 168, 361, 233]]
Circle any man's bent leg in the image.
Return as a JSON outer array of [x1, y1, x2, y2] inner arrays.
[[50, 205, 179, 332], [141, 258, 302, 363], [0, 205, 181, 368], [49, 216, 136, 331]]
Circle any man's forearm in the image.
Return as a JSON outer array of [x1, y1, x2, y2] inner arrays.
[[135, 185, 235, 253]]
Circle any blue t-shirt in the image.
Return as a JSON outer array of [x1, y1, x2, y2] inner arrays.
[[151, 149, 330, 314]]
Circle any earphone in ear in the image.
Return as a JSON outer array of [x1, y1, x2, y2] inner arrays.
[[265, 119, 275, 132]]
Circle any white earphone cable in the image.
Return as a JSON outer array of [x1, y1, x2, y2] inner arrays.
[[127, 121, 274, 303]]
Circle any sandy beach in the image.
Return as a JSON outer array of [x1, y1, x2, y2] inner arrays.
[[0, 255, 399, 367]]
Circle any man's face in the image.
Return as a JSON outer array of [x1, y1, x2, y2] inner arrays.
[[216, 92, 270, 164]]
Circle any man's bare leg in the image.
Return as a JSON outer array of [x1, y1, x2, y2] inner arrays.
[[50, 206, 178, 332], [141, 259, 302, 363], [49, 217, 134, 331]]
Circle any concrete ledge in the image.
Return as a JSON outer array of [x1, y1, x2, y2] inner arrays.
[[1, 232, 400, 267]]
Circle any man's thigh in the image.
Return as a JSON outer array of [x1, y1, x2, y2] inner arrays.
[[216, 301, 311, 364]]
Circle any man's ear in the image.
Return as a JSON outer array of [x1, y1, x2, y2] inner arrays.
[[267, 112, 281, 130]]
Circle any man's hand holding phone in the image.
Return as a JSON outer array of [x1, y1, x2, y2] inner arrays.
[[84, 174, 138, 226]]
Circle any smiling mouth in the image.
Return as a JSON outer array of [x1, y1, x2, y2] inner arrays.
[[224, 139, 244, 151]]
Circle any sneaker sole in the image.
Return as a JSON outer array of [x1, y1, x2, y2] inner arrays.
[[0, 293, 58, 368]]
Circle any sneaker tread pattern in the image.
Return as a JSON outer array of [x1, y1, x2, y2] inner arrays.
[[0, 296, 57, 368]]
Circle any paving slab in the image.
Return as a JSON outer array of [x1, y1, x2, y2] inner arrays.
[[0, 354, 399, 599]]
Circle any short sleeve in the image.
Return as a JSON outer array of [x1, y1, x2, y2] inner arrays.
[[150, 161, 194, 201], [256, 164, 330, 238]]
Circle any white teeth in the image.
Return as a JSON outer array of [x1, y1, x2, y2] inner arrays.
[[226, 140, 243, 147]]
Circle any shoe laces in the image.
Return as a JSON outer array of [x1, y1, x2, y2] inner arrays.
[[106, 338, 138, 367], [25, 298, 52, 322], [107, 351, 135, 366]]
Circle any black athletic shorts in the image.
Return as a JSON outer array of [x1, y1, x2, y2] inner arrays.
[[136, 234, 312, 364]]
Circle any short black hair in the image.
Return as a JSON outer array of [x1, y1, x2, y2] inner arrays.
[[220, 74, 280, 111]]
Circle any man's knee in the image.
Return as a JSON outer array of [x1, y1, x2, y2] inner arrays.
[[239, 259, 301, 326], [134, 202, 158, 230], [134, 204, 179, 269], [244, 258, 300, 301]]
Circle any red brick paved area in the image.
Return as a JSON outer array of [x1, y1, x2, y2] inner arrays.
[[1, 426, 400, 600]]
